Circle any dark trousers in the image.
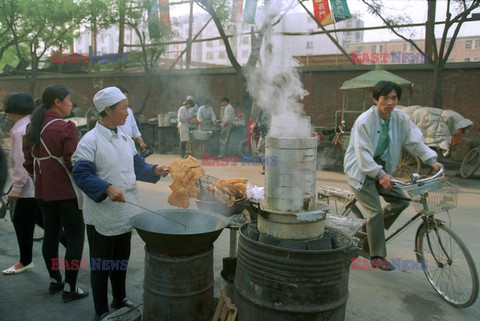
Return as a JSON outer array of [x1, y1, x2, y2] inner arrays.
[[39, 199, 85, 288], [180, 141, 187, 158], [12, 198, 41, 266], [86, 225, 131, 317]]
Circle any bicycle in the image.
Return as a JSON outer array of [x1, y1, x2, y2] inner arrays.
[[317, 168, 479, 308], [460, 146, 480, 179]]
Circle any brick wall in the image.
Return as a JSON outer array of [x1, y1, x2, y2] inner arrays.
[[1, 64, 479, 133]]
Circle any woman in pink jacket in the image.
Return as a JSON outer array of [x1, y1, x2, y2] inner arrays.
[[2, 93, 41, 275]]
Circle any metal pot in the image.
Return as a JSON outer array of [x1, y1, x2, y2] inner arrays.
[[192, 130, 212, 141], [194, 196, 246, 217], [131, 209, 229, 256]]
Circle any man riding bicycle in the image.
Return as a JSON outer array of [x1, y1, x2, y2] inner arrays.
[[344, 81, 443, 271]]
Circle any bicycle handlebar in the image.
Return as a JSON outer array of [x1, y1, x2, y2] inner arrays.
[[391, 168, 445, 188]]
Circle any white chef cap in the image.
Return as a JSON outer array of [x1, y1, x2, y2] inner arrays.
[[93, 87, 127, 112]]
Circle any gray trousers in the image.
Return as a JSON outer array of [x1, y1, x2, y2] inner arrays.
[[350, 176, 409, 258], [219, 123, 232, 155]]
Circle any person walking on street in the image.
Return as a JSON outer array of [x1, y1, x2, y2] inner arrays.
[[344, 81, 443, 271], [71, 87, 169, 320], [218, 97, 234, 157], [23, 85, 88, 301], [2, 93, 43, 275]]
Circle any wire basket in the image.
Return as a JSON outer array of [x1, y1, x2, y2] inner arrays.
[[407, 181, 459, 214], [199, 174, 219, 186]]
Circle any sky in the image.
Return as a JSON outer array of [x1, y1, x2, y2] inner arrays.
[[168, 0, 480, 42]]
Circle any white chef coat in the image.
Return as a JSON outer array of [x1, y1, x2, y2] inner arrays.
[[72, 122, 142, 236]]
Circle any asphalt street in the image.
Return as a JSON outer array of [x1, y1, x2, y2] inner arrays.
[[0, 154, 479, 321]]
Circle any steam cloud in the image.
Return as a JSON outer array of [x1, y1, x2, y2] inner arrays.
[[244, 1, 311, 138]]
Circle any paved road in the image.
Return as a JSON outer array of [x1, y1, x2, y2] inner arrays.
[[0, 154, 479, 320]]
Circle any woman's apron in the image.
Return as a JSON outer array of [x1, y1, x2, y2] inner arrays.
[[31, 119, 83, 210]]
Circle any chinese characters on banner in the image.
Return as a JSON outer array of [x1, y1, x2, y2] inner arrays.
[[330, 0, 351, 22], [313, 0, 351, 26], [313, 0, 333, 26]]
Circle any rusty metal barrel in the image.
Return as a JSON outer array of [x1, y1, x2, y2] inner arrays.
[[143, 247, 214, 321], [234, 225, 358, 321]]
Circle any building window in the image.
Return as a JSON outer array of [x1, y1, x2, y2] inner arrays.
[[371, 45, 377, 53], [241, 36, 249, 44], [207, 41, 213, 47], [379, 45, 383, 52], [465, 40, 472, 49], [475, 39, 480, 48], [306, 41, 313, 49], [355, 33, 361, 41], [218, 51, 226, 59], [356, 46, 363, 52], [206, 52, 213, 60], [464, 58, 471, 62]]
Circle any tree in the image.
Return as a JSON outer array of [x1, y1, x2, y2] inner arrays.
[[2, 0, 87, 95], [101, 0, 171, 114], [362, 0, 480, 108], [197, 0, 296, 120]]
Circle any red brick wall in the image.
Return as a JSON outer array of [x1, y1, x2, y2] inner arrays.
[[1, 64, 479, 132]]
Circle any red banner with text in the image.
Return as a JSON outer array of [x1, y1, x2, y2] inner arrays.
[[313, 0, 333, 26]]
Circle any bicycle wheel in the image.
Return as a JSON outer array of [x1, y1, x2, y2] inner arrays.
[[460, 148, 480, 179], [415, 221, 479, 307], [394, 149, 421, 180]]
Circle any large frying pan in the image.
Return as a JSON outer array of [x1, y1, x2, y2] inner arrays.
[[131, 209, 229, 256]]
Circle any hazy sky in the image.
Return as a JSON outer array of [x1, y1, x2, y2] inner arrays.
[[169, 0, 480, 41]]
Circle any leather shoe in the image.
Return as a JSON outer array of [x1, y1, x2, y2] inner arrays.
[[62, 289, 89, 303], [110, 298, 136, 309], [49, 282, 65, 294], [370, 257, 395, 271], [94, 312, 110, 321], [2, 262, 34, 275]]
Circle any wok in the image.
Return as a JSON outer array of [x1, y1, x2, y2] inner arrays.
[[131, 209, 229, 256]]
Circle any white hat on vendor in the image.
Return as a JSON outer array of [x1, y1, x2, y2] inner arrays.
[[93, 87, 127, 112]]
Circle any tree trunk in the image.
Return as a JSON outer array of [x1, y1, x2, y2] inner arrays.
[[28, 57, 38, 96], [432, 63, 443, 108], [139, 72, 154, 115]]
